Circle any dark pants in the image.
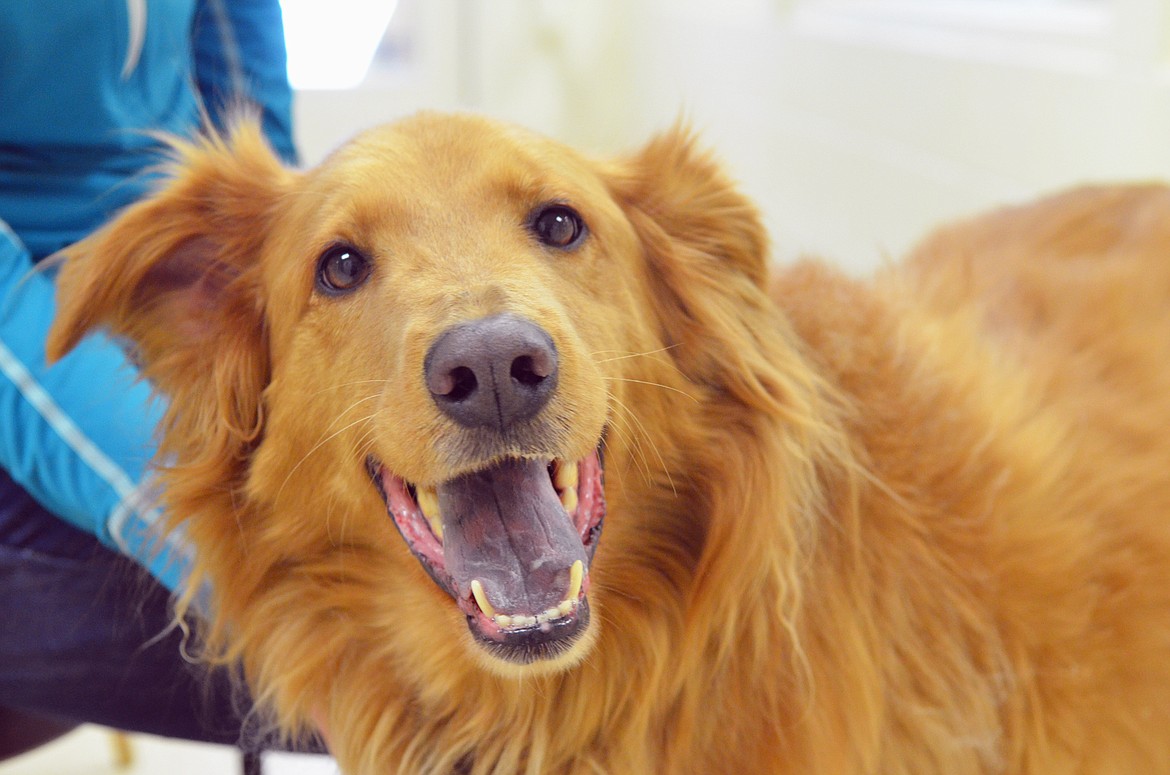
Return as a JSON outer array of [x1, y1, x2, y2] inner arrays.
[[0, 467, 263, 747]]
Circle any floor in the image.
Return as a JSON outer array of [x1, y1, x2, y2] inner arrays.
[[0, 726, 338, 775]]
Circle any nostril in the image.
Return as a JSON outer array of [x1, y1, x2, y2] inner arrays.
[[446, 366, 478, 402], [511, 355, 546, 387]]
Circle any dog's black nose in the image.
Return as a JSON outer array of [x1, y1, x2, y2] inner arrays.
[[425, 314, 559, 430]]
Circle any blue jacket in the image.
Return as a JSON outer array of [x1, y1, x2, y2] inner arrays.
[[1, 0, 297, 260], [0, 0, 297, 591]]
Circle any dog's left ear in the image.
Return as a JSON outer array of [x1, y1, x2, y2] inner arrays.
[[47, 121, 296, 456], [605, 125, 797, 415], [607, 123, 770, 288]]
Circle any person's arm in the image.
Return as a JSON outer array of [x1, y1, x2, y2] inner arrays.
[[0, 222, 190, 591], [192, 0, 298, 164]]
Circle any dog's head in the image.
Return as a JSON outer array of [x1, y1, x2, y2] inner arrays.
[[47, 112, 772, 680]]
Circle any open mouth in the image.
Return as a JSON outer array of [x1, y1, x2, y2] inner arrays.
[[367, 450, 605, 664]]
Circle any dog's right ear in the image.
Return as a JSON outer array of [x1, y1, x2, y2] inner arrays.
[[46, 121, 296, 455]]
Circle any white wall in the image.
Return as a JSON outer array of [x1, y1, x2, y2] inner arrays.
[[293, 0, 1170, 273]]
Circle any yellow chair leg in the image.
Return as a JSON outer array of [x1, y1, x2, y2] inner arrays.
[[110, 731, 134, 770]]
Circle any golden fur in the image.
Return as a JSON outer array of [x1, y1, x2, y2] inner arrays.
[[46, 113, 1170, 773]]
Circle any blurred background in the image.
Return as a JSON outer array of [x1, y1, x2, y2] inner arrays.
[[6, 0, 1170, 772], [286, 0, 1170, 273]]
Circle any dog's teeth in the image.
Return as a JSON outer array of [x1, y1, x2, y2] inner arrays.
[[416, 485, 439, 516], [567, 559, 584, 603], [560, 487, 578, 515], [478, 563, 585, 632], [554, 460, 579, 491], [497, 606, 574, 630], [416, 486, 443, 541], [470, 580, 496, 618]]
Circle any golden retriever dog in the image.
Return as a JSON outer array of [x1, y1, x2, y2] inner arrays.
[[45, 112, 1170, 774]]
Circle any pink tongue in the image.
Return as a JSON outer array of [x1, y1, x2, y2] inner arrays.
[[437, 458, 586, 615]]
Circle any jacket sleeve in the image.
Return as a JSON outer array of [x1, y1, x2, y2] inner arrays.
[[0, 222, 192, 592], [192, 0, 299, 165]]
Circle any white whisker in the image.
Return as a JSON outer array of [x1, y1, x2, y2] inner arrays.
[[610, 393, 677, 496], [603, 407, 653, 485], [275, 412, 377, 503], [306, 378, 393, 399], [590, 344, 681, 364], [604, 376, 700, 402]]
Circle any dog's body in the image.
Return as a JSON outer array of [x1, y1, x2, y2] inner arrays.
[[46, 114, 1170, 773], [775, 185, 1170, 774]]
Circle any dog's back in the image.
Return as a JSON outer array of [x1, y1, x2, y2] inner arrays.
[[773, 184, 1170, 773]]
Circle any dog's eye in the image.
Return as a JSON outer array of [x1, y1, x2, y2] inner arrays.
[[316, 244, 372, 295], [530, 205, 586, 250]]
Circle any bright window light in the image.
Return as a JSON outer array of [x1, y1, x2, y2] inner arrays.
[[280, 0, 398, 89]]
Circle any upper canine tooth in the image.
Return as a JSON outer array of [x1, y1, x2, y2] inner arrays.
[[560, 487, 578, 515], [417, 486, 439, 517], [417, 486, 443, 541], [554, 460, 579, 491], [470, 580, 496, 618]]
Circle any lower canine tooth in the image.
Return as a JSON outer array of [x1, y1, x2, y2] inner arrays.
[[567, 560, 584, 602], [495, 614, 513, 628], [558, 600, 575, 617], [470, 580, 496, 618]]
